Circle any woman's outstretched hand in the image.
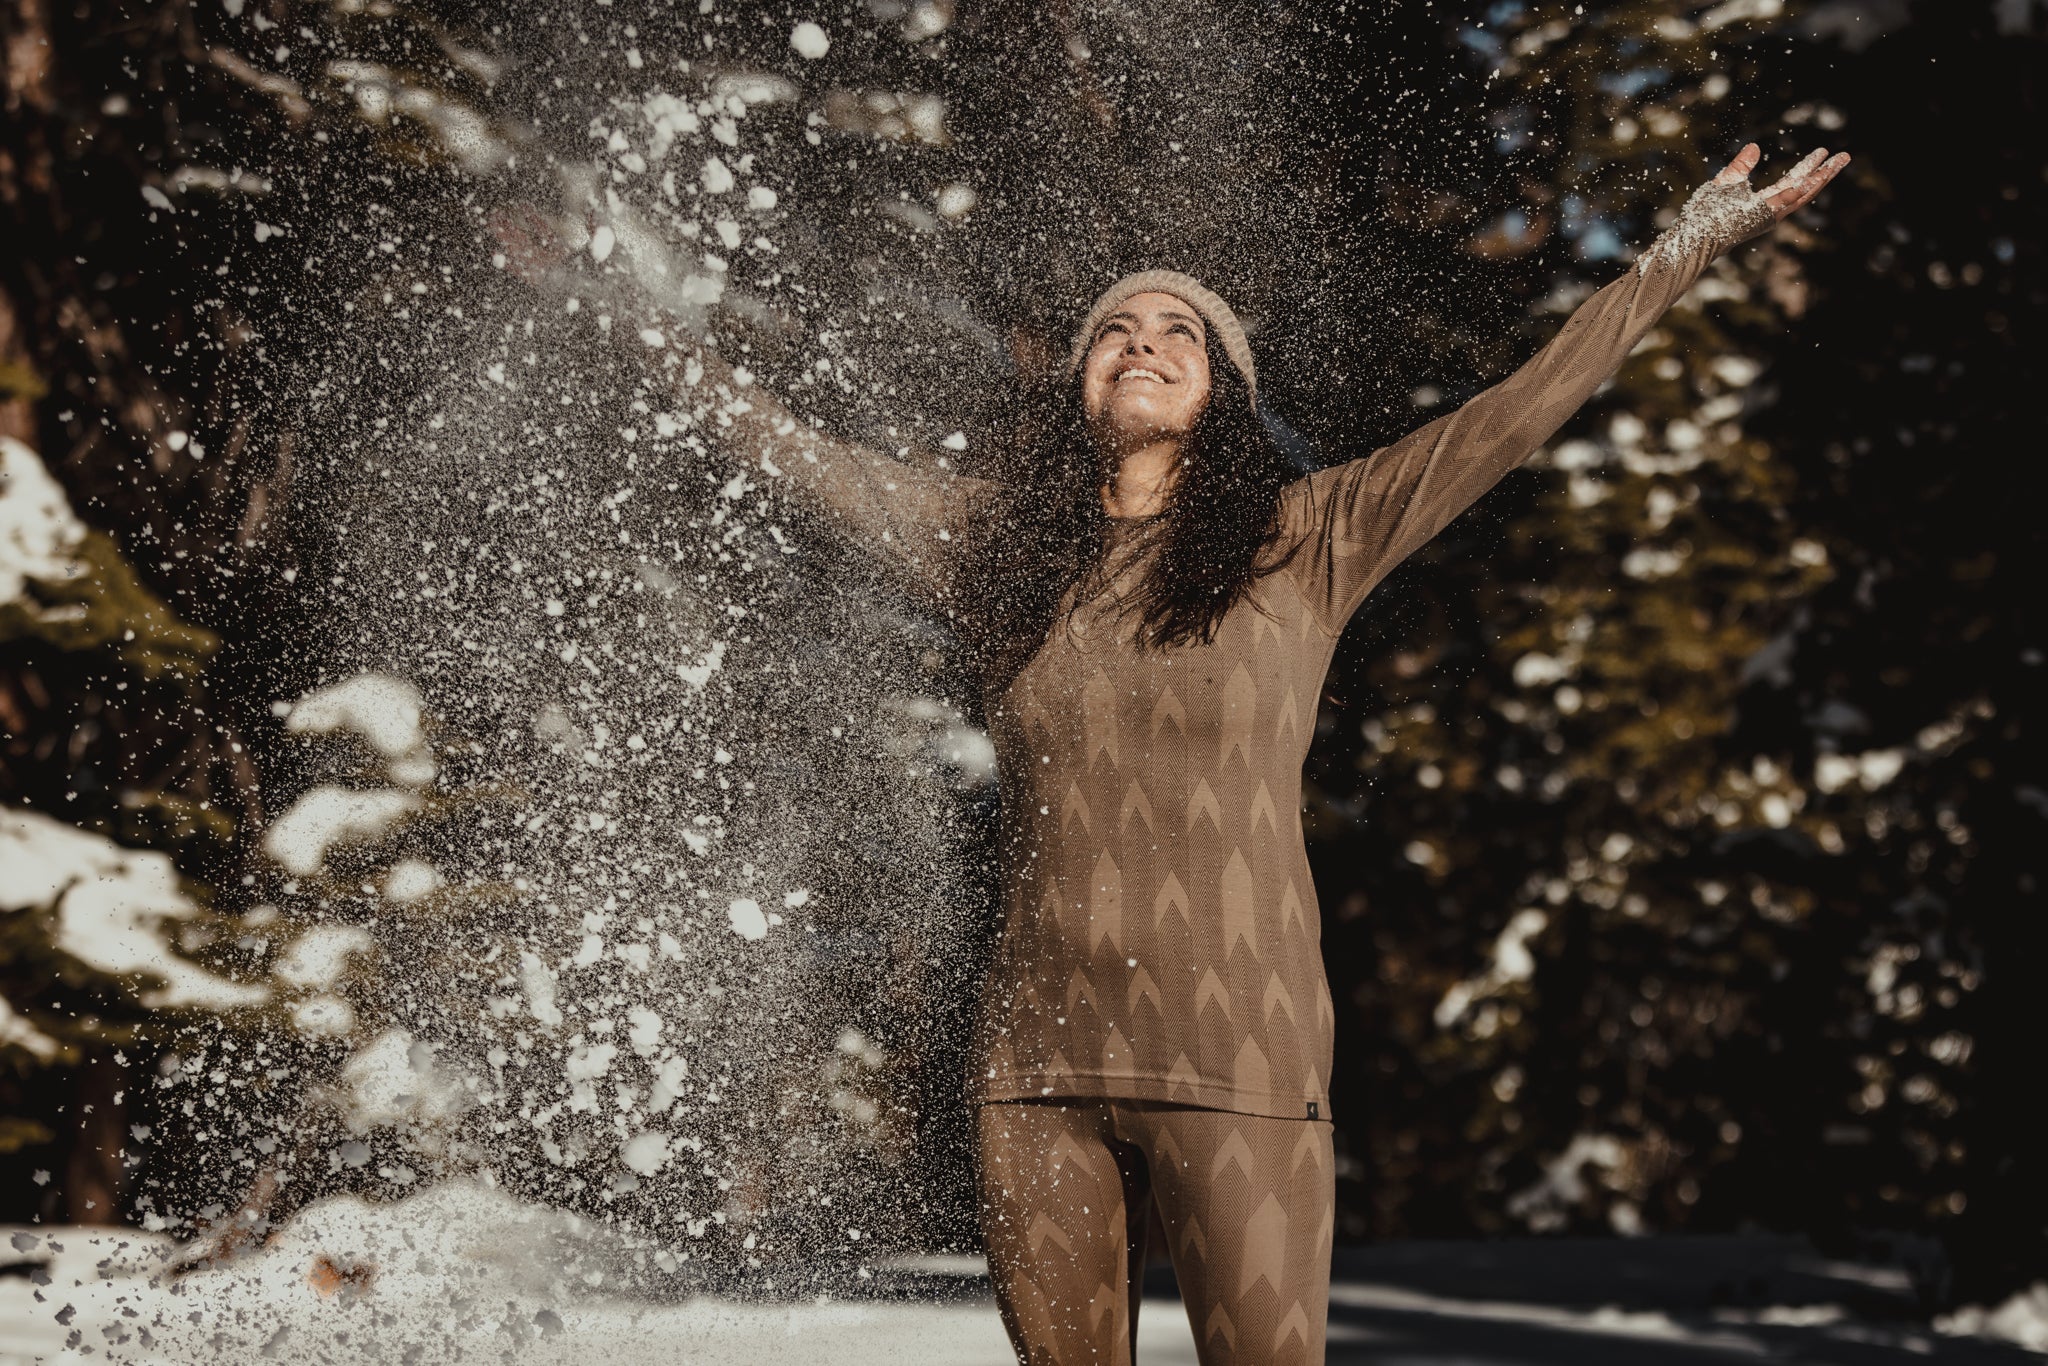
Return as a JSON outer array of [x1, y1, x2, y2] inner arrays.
[[1643, 142, 1852, 273], [1716, 141, 1853, 228], [484, 200, 736, 378], [485, 201, 572, 286]]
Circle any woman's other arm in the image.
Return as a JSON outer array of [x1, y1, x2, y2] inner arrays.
[[1286, 143, 1850, 629], [487, 203, 992, 596], [678, 343, 994, 596]]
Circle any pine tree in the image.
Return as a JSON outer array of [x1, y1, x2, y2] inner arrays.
[[2, 432, 264, 1221]]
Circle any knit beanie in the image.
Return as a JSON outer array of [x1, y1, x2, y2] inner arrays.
[[1065, 269, 1257, 409]]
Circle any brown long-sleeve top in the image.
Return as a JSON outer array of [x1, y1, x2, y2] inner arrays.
[[711, 230, 1727, 1119]]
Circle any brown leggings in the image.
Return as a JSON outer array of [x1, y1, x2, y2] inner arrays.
[[976, 1099, 1334, 1366]]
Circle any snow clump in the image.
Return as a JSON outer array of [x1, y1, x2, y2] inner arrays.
[[381, 856, 443, 903], [261, 785, 422, 876], [273, 924, 376, 990], [1, 807, 269, 1010], [0, 436, 87, 608], [789, 21, 830, 60], [725, 897, 768, 941], [283, 673, 436, 787], [341, 1028, 474, 1133]]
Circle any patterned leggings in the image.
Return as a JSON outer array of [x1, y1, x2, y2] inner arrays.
[[976, 1099, 1334, 1366]]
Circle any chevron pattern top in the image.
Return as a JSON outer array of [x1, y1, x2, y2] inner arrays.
[[735, 235, 1726, 1119]]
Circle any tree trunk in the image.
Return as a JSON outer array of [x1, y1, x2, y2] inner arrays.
[[64, 1052, 129, 1224]]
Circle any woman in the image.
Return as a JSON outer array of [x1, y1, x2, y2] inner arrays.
[[606, 142, 1845, 1363]]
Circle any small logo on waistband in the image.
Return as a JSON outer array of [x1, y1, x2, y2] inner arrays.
[[1306, 1101, 1319, 1120]]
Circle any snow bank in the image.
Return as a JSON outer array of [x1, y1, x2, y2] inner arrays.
[[0, 1186, 1012, 1365], [0, 807, 269, 1010], [1506, 1131, 1634, 1234], [7, 1191, 1978, 1366], [1939, 1281, 2048, 1352]]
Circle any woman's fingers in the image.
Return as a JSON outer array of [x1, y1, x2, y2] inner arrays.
[[1785, 156, 1851, 215], [1758, 147, 1830, 201], [1715, 141, 1763, 185], [1708, 141, 1851, 224], [485, 202, 568, 285], [1765, 151, 1852, 218]]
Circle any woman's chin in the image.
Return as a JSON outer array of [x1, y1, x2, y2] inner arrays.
[[1098, 401, 1192, 445]]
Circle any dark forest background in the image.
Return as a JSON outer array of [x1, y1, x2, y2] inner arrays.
[[3, 0, 2043, 1312]]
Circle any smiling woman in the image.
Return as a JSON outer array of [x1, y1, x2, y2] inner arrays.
[[958, 270, 1304, 674], [508, 138, 1850, 1366], [1084, 291, 1217, 514]]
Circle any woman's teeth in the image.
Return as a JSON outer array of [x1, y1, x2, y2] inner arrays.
[[1118, 368, 1166, 384]]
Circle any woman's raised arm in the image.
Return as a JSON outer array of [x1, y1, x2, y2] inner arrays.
[[674, 342, 995, 598], [488, 203, 994, 599], [1284, 143, 1850, 631]]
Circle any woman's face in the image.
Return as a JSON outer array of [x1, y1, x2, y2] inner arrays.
[[1080, 291, 1213, 454]]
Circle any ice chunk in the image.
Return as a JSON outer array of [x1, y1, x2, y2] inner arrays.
[[648, 1056, 690, 1113], [935, 182, 978, 219], [520, 952, 563, 1027], [677, 639, 726, 689], [292, 995, 356, 1037], [640, 92, 701, 162], [565, 1040, 618, 1083]]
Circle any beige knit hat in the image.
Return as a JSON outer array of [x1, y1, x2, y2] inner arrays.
[[1065, 269, 1257, 409]]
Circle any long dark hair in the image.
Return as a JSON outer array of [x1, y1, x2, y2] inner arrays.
[[959, 336, 1299, 689]]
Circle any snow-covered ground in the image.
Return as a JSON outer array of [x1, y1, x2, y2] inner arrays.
[[3, 1182, 2042, 1364]]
